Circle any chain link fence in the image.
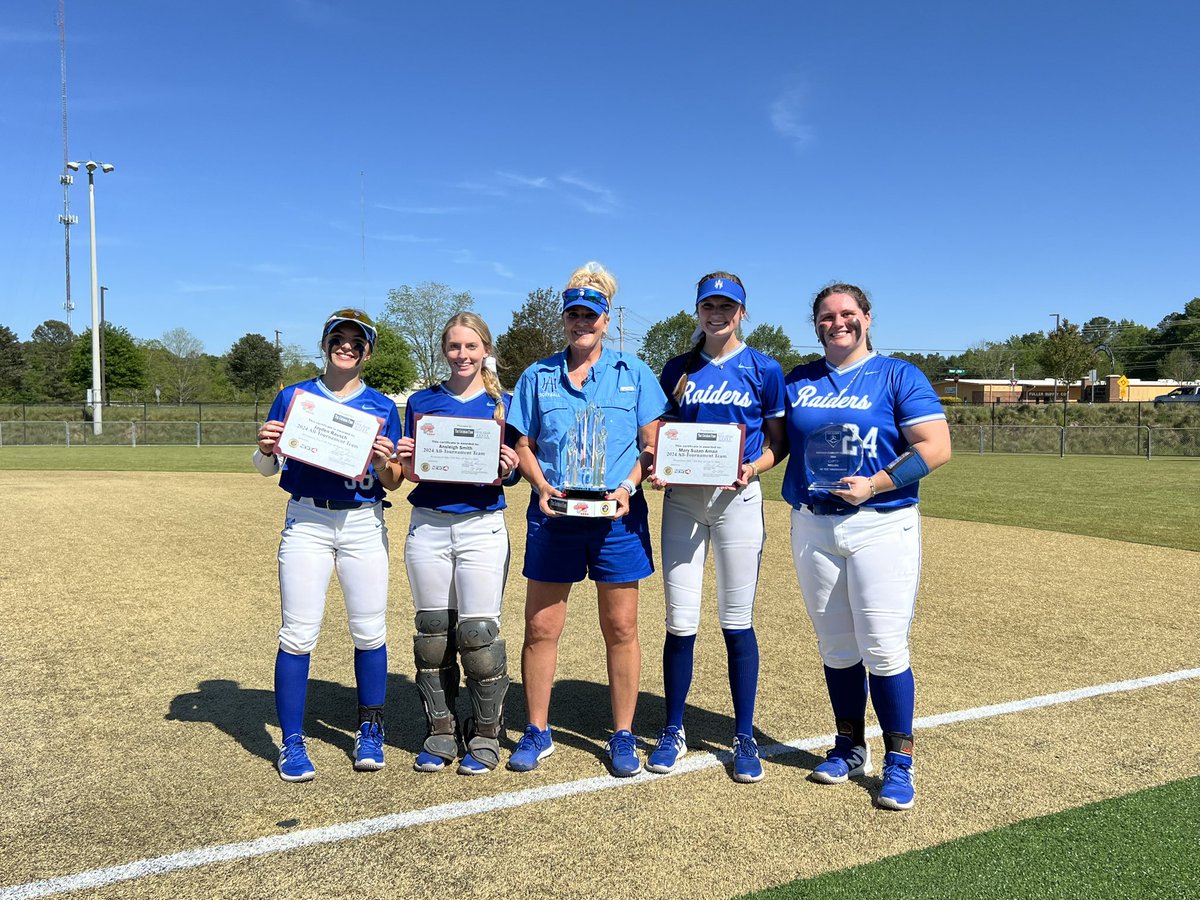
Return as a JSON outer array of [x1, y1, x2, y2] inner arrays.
[[948, 424, 1199, 458]]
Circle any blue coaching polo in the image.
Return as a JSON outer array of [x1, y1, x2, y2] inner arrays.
[[509, 346, 670, 491]]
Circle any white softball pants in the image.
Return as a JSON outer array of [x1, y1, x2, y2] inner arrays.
[[660, 479, 765, 635], [404, 507, 509, 623], [277, 498, 390, 655], [789, 503, 921, 676]]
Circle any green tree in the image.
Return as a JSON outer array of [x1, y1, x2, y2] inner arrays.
[[1159, 348, 1199, 384], [0, 325, 25, 401], [1109, 321, 1156, 378], [887, 352, 947, 381], [1039, 320, 1093, 392], [22, 320, 76, 402], [638, 310, 697, 375], [494, 287, 563, 387], [745, 322, 804, 372], [225, 333, 283, 401], [67, 324, 148, 402], [382, 282, 474, 387], [147, 328, 207, 403], [362, 321, 417, 394], [959, 340, 1011, 379]]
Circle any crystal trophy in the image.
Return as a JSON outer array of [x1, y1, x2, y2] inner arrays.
[[805, 423, 865, 492], [548, 403, 616, 517]]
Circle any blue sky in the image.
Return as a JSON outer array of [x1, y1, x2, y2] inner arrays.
[[4, 1, 1198, 363]]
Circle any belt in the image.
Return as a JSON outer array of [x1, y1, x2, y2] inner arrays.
[[293, 496, 371, 511], [805, 500, 858, 516]]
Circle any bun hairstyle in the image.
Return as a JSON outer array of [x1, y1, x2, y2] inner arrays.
[[673, 271, 745, 404], [441, 312, 506, 423], [812, 282, 873, 352], [564, 261, 618, 302]]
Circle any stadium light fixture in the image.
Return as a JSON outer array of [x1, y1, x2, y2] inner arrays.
[[68, 160, 115, 434]]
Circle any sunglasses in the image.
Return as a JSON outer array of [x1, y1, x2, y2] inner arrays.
[[326, 307, 376, 328], [561, 288, 608, 308]]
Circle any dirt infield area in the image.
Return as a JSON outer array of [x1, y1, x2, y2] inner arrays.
[[1, 471, 1197, 899]]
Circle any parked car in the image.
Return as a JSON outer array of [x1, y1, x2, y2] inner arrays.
[[1153, 386, 1200, 406]]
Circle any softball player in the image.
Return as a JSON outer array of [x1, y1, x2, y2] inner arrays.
[[253, 308, 402, 782], [646, 273, 786, 783], [507, 261, 671, 778], [781, 283, 950, 810], [392, 312, 520, 776]]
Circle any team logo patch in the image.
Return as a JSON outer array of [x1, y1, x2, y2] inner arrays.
[[539, 374, 558, 397]]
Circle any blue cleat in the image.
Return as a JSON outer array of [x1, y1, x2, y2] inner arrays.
[[507, 724, 554, 772], [876, 751, 915, 810], [278, 733, 315, 783], [606, 729, 642, 777], [810, 736, 872, 784], [732, 733, 764, 783], [353, 721, 385, 771], [646, 725, 687, 774]]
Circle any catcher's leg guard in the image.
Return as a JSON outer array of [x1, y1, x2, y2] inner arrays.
[[457, 618, 510, 770], [414, 609, 460, 763]]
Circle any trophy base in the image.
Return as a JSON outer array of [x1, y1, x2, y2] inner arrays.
[[548, 489, 615, 518], [808, 481, 850, 492]]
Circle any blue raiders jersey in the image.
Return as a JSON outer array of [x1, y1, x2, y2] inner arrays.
[[659, 344, 786, 464], [268, 378, 402, 503], [781, 352, 945, 511], [405, 385, 516, 514]]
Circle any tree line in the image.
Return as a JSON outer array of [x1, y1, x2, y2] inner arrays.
[[2, 290, 1196, 405]]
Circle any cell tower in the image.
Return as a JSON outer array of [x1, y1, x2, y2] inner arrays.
[[57, 0, 78, 329]]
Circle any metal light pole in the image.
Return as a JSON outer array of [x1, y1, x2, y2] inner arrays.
[[1049, 313, 1062, 401], [67, 160, 114, 434]]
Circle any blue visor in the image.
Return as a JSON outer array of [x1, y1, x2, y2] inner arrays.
[[323, 308, 377, 348], [696, 277, 746, 306], [562, 288, 609, 317]]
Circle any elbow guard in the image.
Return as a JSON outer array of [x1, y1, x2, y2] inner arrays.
[[883, 448, 930, 488], [252, 448, 279, 477]]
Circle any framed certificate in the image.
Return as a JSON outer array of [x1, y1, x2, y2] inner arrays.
[[654, 421, 746, 487], [273, 388, 382, 480], [412, 414, 502, 485]]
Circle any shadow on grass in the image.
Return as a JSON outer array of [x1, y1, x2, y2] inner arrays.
[[166, 671, 824, 779]]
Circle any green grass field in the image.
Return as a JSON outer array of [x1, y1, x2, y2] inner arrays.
[[742, 776, 1199, 900], [4, 446, 1196, 551]]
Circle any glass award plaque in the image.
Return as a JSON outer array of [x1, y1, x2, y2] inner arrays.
[[804, 423, 864, 492]]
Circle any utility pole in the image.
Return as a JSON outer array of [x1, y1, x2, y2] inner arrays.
[[616, 305, 626, 353], [57, 0, 77, 328]]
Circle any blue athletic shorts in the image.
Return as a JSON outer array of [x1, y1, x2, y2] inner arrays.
[[523, 492, 654, 584]]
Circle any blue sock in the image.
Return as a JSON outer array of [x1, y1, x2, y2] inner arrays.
[[869, 668, 915, 736], [662, 633, 696, 729], [274, 649, 311, 739], [354, 645, 387, 710], [823, 662, 868, 722], [723, 627, 759, 736]]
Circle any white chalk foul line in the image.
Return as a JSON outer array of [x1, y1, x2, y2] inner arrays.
[[5, 666, 1199, 899]]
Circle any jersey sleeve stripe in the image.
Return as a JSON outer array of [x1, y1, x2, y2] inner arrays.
[[898, 412, 947, 427]]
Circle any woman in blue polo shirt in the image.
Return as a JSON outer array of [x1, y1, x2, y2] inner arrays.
[[507, 261, 671, 778], [391, 312, 520, 776]]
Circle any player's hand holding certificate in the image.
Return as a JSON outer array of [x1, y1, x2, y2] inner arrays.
[[412, 414, 502, 485], [274, 388, 382, 480], [654, 422, 746, 486]]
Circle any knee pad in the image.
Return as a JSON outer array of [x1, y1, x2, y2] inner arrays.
[[457, 619, 505, 681], [414, 609, 458, 669]]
